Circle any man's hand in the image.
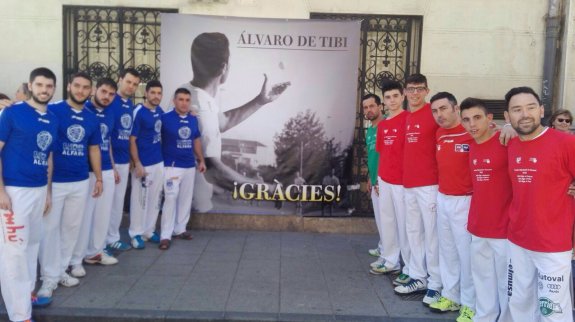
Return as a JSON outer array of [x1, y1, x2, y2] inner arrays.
[[367, 180, 372, 193], [256, 74, 291, 105], [113, 168, 121, 184], [0, 190, 12, 211], [134, 162, 146, 178], [43, 192, 52, 216], [92, 180, 103, 197], [0, 99, 12, 110], [197, 160, 207, 174], [568, 183, 575, 197], [374, 184, 379, 196], [499, 124, 518, 146]]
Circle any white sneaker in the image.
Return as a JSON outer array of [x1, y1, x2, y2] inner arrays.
[[70, 264, 86, 278], [37, 280, 58, 298], [370, 257, 385, 269], [84, 252, 118, 265], [368, 248, 381, 257], [59, 272, 79, 287]]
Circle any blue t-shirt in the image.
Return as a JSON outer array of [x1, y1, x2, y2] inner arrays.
[[0, 102, 59, 187], [110, 94, 134, 164], [48, 101, 102, 182], [131, 104, 163, 166], [85, 100, 115, 171], [161, 110, 201, 168]]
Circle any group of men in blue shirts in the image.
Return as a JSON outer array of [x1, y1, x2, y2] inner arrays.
[[0, 67, 205, 322]]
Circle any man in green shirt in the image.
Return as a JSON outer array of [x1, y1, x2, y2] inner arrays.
[[363, 93, 385, 266]]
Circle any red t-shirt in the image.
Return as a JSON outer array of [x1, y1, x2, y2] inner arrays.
[[467, 132, 511, 238], [507, 128, 575, 252], [376, 110, 408, 185], [403, 103, 439, 188], [435, 124, 473, 195]]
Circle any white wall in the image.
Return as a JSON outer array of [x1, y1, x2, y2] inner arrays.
[[0, 0, 567, 110]]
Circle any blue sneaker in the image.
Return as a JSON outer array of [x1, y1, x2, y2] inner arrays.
[[106, 240, 131, 251], [145, 232, 161, 244], [31, 295, 52, 308], [131, 235, 145, 249], [423, 289, 441, 306]]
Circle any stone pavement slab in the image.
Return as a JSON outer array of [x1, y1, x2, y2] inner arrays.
[[0, 230, 460, 321]]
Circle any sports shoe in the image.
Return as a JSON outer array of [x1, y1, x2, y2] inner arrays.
[[369, 257, 385, 269], [36, 280, 58, 298], [70, 264, 86, 278], [31, 295, 52, 308], [84, 252, 118, 265], [456, 305, 475, 322], [422, 289, 441, 306], [368, 248, 381, 257], [369, 263, 400, 275], [429, 296, 461, 313], [131, 235, 145, 249], [106, 240, 132, 251], [393, 273, 411, 286], [394, 278, 427, 295], [59, 272, 79, 287], [143, 232, 160, 244]]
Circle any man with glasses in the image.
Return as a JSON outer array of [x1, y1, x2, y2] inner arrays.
[[393, 74, 442, 307]]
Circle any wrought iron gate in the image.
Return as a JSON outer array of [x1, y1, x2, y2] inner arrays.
[[62, 6, 177, 102], [311, 13, 423, 215]]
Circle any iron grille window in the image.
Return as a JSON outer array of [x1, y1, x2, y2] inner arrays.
[[63, 6, 177, 102], [311, 13, 423, 215]]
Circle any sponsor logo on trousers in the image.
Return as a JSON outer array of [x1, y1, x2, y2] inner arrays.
[[507, 262, 513, 297], [539, 297, 563, 317], [539, 273, 564, 282]]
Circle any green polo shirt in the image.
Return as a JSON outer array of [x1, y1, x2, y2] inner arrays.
[[366, 125, 379, 185]]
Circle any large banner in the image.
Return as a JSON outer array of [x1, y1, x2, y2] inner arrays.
[[161, 14, 360, 216]]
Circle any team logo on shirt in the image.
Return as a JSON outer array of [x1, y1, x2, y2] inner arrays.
[[120, 113, 132, 129], [178, 126, 191, 139], [516, 157, 522, 164], [529, 157, 538, 164], [66, 124, 85, 143], [36, 131, 53, 151], [454, 144, 469, 152], [100, 124, 108, 140], [539, 297, 563, 316], [154, 120, 162, 133]]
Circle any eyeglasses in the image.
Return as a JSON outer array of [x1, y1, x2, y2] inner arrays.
[[405, 86, 427, 93], [556, 118, 572, 124]]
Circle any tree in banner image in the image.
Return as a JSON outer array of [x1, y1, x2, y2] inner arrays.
[[273, 109, 340, 186]]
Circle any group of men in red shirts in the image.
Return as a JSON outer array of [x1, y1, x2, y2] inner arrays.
[[364, 73, 575, 322]]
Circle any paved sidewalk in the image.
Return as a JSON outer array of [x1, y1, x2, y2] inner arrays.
[[2, 230, 458, 322]]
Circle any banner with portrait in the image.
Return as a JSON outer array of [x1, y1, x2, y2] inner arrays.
[[161, 14, 360, 216]]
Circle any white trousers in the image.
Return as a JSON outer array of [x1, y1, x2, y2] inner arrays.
[[39, 180, 89, 283], [129, 162, 164, 238], [404, 185, 441, 290], [71, 170, 115, 265], [160, 167, 196, 240], [507, 241, 573, 322], [107, 163, 129, 245], [471, 236, 508, 322], [370, 185, 384, 255], [375, 177, 402, 270], [436, 192, 474, 308], [0, 186, 46, 321]]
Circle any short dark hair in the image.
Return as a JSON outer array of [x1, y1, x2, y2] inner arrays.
[[504, 86, 541, 110], [549, 109, 573, 128], [405, 73, 427, 87], [29, 67, 56, 84], [191, 33, 230, 84], [361, 93, 381, 105], [430, 91, 457, 106], [459, 97, 489, 115], [381, 80, 404, 96], [0, 93, 9, 100], [69, 72, 92, 85], [174, 87, 191, 97], [145, 80, 162, 92], [119, 67, 141, 80], [96, 77, 118, 91]]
